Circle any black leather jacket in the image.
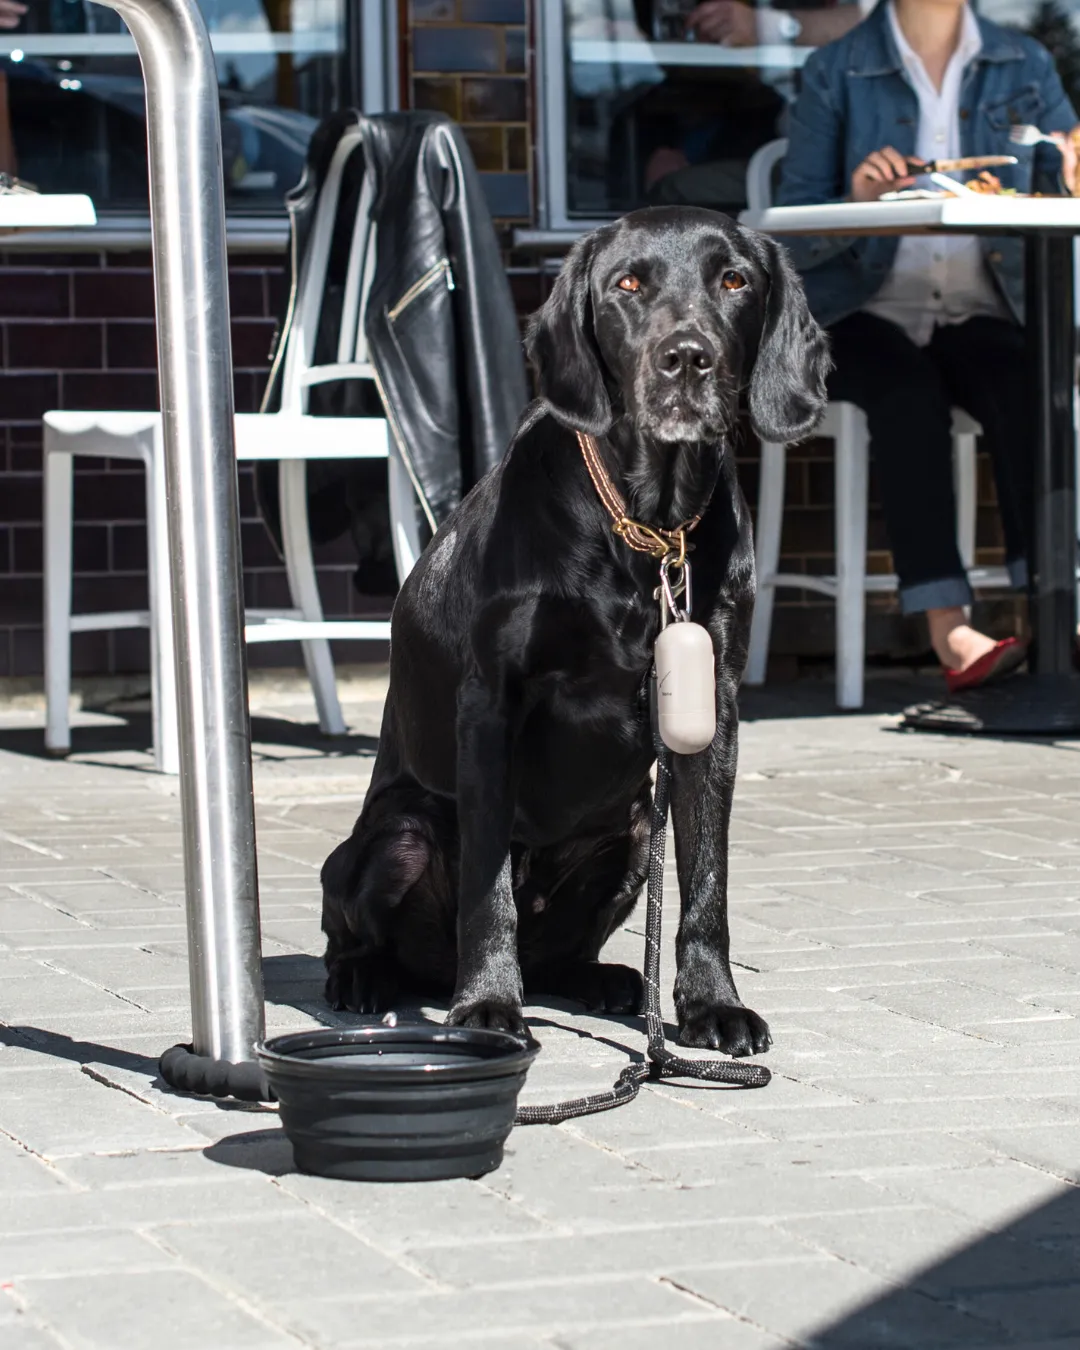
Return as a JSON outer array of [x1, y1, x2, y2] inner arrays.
[[259, 110, 528, 569]]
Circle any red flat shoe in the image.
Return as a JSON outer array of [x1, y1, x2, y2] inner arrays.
[[944, 637, 1027, 695]]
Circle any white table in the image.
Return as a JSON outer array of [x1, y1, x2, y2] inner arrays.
[[740, 195, 1080, 733], [0, 193, 97, 230]]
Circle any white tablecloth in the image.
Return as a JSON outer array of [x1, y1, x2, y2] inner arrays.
[[740, 195, 1080, 236]]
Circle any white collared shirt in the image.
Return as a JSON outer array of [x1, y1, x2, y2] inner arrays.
[[862, 1, 1008, 345]]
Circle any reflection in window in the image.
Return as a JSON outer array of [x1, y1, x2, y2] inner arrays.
[[559, 0, 1080, 221], [0, 0, 343, 211]]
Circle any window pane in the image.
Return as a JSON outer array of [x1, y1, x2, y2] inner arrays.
[[0, 0, 344, 212], [560, 0, 1080, 221], [563, 0, 822, 219]]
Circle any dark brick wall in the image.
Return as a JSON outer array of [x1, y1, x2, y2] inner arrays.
[[0, 250, 389, 679]]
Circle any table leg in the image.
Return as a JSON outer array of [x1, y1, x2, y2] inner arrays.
[[903, 231, 1080, 736], [1028, 234, 1078, 673]]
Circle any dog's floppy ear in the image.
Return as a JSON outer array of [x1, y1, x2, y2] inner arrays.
[[747, 232, 831, 444], [525, 234, 612, 435]]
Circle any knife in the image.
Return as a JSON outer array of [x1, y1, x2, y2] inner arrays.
[[907, 155, 1018, 174]]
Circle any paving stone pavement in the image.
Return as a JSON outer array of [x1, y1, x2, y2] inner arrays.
[[2, 669, 1080, 1349]]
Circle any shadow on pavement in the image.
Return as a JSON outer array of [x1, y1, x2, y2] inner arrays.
[[0, 709, 378, 765], [737, 673, 943, 722], [204, 1127, 297, 1176], [0, 1023, 160, 1075], [806, 1185, 1080, 1347], [2, 1023, 272, 1112]]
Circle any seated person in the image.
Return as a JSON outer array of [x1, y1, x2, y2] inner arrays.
[[777, 0, 1079, 690]]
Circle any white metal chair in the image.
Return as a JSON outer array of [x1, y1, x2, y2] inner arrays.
[[743, 138, 1009, 709], [44, 129, 425, 772]]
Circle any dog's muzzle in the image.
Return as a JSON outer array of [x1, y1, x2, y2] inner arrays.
[[640, 328, 731, 442]]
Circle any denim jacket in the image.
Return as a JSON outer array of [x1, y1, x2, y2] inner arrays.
[[776, 3, 1077, 327]]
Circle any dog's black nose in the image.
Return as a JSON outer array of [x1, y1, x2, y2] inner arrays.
[[654, 331, 716, 379]]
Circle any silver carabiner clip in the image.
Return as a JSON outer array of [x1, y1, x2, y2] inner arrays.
[[657, 555, 692, 629]]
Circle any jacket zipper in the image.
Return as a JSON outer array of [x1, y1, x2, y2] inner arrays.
[[387, 258, 455, 322]]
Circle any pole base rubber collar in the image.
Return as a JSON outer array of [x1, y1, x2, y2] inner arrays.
[[159, 1043, 273, 1102]]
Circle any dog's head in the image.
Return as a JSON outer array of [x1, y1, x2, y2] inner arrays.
[[526, 206, 829, 447]]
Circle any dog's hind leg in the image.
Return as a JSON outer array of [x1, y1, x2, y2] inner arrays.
[[321, 798, 436, 1014]]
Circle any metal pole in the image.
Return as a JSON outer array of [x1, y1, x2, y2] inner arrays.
[[91, 0, 265, 1066]]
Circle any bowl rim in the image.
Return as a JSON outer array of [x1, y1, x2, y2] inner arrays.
[[256, 1024, 539, 1085]]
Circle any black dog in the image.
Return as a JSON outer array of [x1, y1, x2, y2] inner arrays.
[[321, 206, 828, 1055]]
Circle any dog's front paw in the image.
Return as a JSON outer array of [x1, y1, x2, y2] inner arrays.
[[678, 1003, 771, 1057], [324, 948, 397, 1015], [447, 997, 527, 1037]]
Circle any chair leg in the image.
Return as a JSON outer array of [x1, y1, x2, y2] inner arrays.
[[834, 406, 869, 710], [387, 446, 424, 585], [43, 446, 74, 756], [279, 459, 347, 736], [746, 440, 786, 686], [953, 429, 978, 574], [146, 436, 179, 774]]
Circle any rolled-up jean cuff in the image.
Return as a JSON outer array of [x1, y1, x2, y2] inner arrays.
[[899, 575, 973, 615], [1007, 557, 1028, 588]]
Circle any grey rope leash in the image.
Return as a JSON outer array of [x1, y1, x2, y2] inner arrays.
[[515, 724, 770, 1127]]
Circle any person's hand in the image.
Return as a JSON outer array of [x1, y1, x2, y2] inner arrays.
[[1050, 129, 1078, 195], [0, 0, 27, 30], [686, 1, 757, 47], [851, 146, 918, 202]]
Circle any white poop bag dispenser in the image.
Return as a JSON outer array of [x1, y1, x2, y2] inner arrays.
[[653, 553, 716, 755]]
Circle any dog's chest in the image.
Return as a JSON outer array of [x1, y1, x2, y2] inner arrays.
[[541, 595, 654, 715], [509, 604, 657, 841], [513, 697, 653, 843]]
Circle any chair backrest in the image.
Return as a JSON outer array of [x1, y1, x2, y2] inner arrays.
[[745, 138, 788, 214], [278, 131, 378, 416]]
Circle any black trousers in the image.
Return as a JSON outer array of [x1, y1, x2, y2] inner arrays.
[[827, 311, 1031, 614]]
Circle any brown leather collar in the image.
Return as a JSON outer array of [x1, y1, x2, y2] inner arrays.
[[575, 431, 700, 562]]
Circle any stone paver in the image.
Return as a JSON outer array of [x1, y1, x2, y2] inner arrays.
[[2, 669, 1080, 1348]]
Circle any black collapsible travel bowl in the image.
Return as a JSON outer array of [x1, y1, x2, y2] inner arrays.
[[257, 1025, 538, 1182]]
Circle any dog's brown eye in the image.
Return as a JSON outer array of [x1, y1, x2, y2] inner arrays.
[[721, 270, 747, 291], [617, 275, 641, 293]]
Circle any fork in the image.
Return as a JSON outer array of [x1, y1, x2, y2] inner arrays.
[[1009, 124, 1059, 149]]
